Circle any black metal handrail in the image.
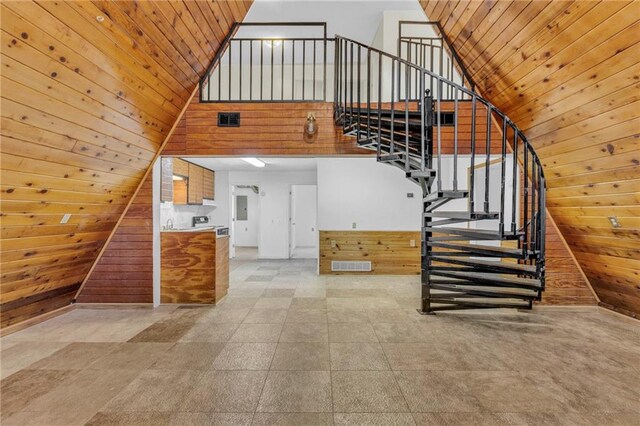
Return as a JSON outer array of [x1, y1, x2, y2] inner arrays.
[[199, 22, 331, 102], [334, 35, 546, 267]]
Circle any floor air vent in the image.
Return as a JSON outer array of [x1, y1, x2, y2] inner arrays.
[[331, 261, 372, 272]]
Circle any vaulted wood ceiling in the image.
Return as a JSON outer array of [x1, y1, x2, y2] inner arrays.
[[421, 0, 640, 316], [0, 1, 251, 328]]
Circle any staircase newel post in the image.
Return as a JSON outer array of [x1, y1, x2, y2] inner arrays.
[[421, 196, 433, 315], [420, 87, 435, 315]]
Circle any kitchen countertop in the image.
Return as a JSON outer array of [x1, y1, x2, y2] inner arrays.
[[161, 227, 216, 232], [161, 226, 230, 233]]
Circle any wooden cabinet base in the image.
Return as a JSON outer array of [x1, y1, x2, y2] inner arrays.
[[160, 232, 228, 304]]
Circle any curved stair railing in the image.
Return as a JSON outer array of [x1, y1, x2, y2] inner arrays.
[[333, 35, 546, 313]]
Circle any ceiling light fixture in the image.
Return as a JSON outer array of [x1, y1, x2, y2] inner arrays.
[[242, 158, 266, 168], [172, 175, 184, 181]]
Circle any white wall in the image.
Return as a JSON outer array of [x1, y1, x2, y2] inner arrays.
[[317, 156, 519, 232], [229, 170, 317, 259], [234, 187, 259, 247], [160, 203, 216, 230], [317, 157, 422, 231]]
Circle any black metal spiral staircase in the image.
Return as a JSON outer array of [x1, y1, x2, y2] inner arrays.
[[198, 22, 546, 314], [333, 35, 547, 314]]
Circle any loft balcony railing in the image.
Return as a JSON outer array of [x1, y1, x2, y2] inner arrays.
[[200, 22, 331, 102], [398, 21, 476, 99], [200, 21, 476, 104]]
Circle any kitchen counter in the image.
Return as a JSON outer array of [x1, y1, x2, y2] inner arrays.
[[161, 226, 215, 232], [161, 226, 229, 240], [160, 231, 229, 304]]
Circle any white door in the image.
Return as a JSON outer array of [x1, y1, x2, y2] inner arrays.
[[290, 185, 318, 259]]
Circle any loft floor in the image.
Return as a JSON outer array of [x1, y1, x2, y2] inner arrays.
[[1, 257, 638, 425]]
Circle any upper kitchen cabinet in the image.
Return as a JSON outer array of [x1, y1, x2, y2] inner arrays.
[[160, 157, 214, 205], [172, 158, 190, 177], [203, 169, 215, 200], [188, 162, 204, 205], [161, 158, 189, 205]]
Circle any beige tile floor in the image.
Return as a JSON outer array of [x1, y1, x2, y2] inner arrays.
[[1, 256, 639, 425]]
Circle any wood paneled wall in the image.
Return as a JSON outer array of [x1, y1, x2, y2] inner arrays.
[[0, 1, 250, 328], [163, 98, 369, 156], [76, 175, 153, 304], [162, 98, 502, 156], [319, 231, 421, 275], [421, 0, 639, 316]]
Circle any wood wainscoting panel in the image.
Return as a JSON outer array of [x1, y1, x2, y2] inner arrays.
[[160, 231, 216, 304], [319, 231, 421, 275], [421, 1, 633, 313]]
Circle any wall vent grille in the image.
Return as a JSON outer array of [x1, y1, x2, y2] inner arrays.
[[331, 261, 372, 272]]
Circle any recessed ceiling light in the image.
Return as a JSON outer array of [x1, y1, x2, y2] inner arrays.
[[242, 158, 266, 168], [96, 15, 105, 23]]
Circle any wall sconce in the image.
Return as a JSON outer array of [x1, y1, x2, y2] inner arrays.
[[303, 112, 318, 143]]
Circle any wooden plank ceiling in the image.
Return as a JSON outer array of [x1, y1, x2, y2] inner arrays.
[[0, 0, 251, 328], [421, 0, 640, 317]]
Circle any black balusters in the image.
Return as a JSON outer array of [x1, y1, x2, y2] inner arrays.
[[404, 63, 410, 171], [302, 40, 306, 100], [390, 59, 396, 154], [419, 70, 425, 171], [470, 95, 477, 213], [377, 53, 382, 158], [453, 88, 459, 191], [511, 130, 518, 234], [499, 117, 507, 235], [366, 49, 371, 140], [484, 104, 491, 213], [436, 77, 442, 191], [356, 45, 362, 136]]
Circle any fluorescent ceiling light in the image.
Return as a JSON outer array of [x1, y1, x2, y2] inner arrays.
[[172, 175, 184, 181], [242, 158, 266, 168]]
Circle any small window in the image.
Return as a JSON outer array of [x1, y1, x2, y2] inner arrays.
[[218, 112, 240, 127]]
